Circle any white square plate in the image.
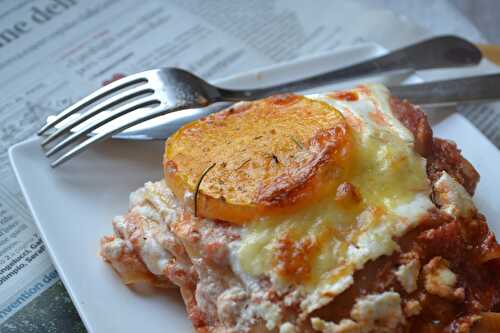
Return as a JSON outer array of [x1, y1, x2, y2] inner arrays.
[[9, 44, 500, 332]]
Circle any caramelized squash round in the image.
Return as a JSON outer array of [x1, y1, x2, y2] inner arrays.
[[164, 94, 353, 224]]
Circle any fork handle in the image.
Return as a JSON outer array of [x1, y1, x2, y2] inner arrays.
[[389, 73, 500, 107], [218, 36, 481, 100]]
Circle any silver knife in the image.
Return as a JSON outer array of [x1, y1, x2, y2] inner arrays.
[[390, 73, 500, 107]]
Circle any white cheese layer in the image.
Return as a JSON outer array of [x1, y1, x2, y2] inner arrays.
[[434, 171, 475, 218], [102, 181, 179, 276], [234, 84, 434, 314]]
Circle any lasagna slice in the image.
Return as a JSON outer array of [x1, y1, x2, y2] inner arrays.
[[101, 84, 500, 333]]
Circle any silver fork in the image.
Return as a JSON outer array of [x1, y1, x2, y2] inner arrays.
[[39, 35, 482, 167]]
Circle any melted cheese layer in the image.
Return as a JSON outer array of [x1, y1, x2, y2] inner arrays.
[[235, 85, 433, 312]]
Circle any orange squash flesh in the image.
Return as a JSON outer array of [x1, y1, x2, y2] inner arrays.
[[163, 94, 353, 224]]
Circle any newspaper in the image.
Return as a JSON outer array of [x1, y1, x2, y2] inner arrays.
[[0, 0, 498, 328]]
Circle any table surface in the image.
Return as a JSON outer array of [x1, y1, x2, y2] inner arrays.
[[1, 1, 498, 332]]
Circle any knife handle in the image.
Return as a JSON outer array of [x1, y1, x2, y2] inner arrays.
[[478, 44, 500, 66]]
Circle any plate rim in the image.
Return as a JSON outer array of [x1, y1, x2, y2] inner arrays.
[[8, 140, 97, 332]]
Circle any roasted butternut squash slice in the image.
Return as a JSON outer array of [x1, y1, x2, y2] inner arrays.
[[164, 94, 353, 224]]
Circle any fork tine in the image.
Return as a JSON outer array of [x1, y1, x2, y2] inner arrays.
[[50, 104, 187, 167], [41, 85, 154, 147], [37, 73, 148, 135], [45, 96, 159, 157]]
